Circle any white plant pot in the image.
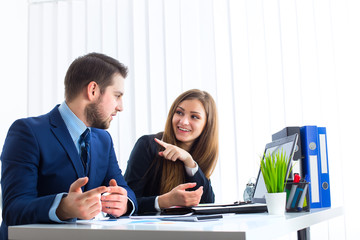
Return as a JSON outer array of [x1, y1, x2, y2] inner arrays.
[[265, 192, 286, 215]]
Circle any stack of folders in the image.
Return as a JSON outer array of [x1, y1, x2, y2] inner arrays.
[[273, 125, 331, 209], [300, 126, 331, 209]]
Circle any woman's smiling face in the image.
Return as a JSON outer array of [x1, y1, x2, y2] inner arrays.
[[172, 99, 207, 150]]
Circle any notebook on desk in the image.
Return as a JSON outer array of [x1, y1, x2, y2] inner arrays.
[[161, 134, 298, 216], [161, 202, 267, 215]]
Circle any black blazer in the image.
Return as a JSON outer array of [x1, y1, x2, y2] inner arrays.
[[124, 134, 215, 214]]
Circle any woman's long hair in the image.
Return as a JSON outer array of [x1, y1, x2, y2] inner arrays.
[[159, 89, 219, 194]]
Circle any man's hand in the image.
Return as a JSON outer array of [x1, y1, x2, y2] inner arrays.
[[100, 179, 129, 217], [158, 182, 203, 209], [154, 138, 196, 168], [56, 177, 108, 220]]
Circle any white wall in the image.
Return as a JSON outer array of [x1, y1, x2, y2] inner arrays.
[[1, 0, 359, 239], [0, 0, 28, 223], [0, 1, 28, 153]]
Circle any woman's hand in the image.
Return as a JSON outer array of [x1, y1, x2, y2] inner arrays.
[[158, 183, 203, 208], [154, 138, 196, 168]]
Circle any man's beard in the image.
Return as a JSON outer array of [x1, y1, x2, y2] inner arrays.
[[85, 99, 110, 129]]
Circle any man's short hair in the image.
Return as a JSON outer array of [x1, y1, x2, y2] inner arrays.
[[64, 52, 128, 102]]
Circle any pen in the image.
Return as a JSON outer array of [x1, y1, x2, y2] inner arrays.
[[297, 181, 308, 211], [291, 186, 303, 209]]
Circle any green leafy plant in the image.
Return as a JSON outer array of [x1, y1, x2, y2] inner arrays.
[[260, 149, 292, 193]]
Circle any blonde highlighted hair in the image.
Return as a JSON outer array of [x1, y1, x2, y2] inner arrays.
[[159, 89, 219, 194]]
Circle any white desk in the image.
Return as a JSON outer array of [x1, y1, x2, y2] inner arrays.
[[9, 207, 343, 240]]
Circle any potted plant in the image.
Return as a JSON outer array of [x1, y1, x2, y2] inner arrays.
[[260, 149, 292, 215]]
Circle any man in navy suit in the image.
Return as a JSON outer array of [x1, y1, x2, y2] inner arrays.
[[0, 52, 137, 240]]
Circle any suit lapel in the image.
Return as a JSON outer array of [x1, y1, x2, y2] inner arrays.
[[49, 106, 84, 179], [87, 130, 97, 189]]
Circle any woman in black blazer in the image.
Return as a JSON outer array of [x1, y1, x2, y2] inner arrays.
[[125, 89, 219, 214]]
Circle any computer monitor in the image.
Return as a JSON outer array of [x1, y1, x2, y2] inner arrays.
[[252, 133, 298, 203]]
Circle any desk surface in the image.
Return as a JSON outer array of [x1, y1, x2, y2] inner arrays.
[[9, 207, 343, 240]]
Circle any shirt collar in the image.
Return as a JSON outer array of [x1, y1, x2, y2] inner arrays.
[[58, 101, 89, 146]]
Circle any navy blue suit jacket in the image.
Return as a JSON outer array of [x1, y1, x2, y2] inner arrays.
[[0, 106, 137, 240]]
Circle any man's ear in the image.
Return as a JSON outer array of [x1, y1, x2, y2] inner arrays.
[[86, 81, 99, 101]]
